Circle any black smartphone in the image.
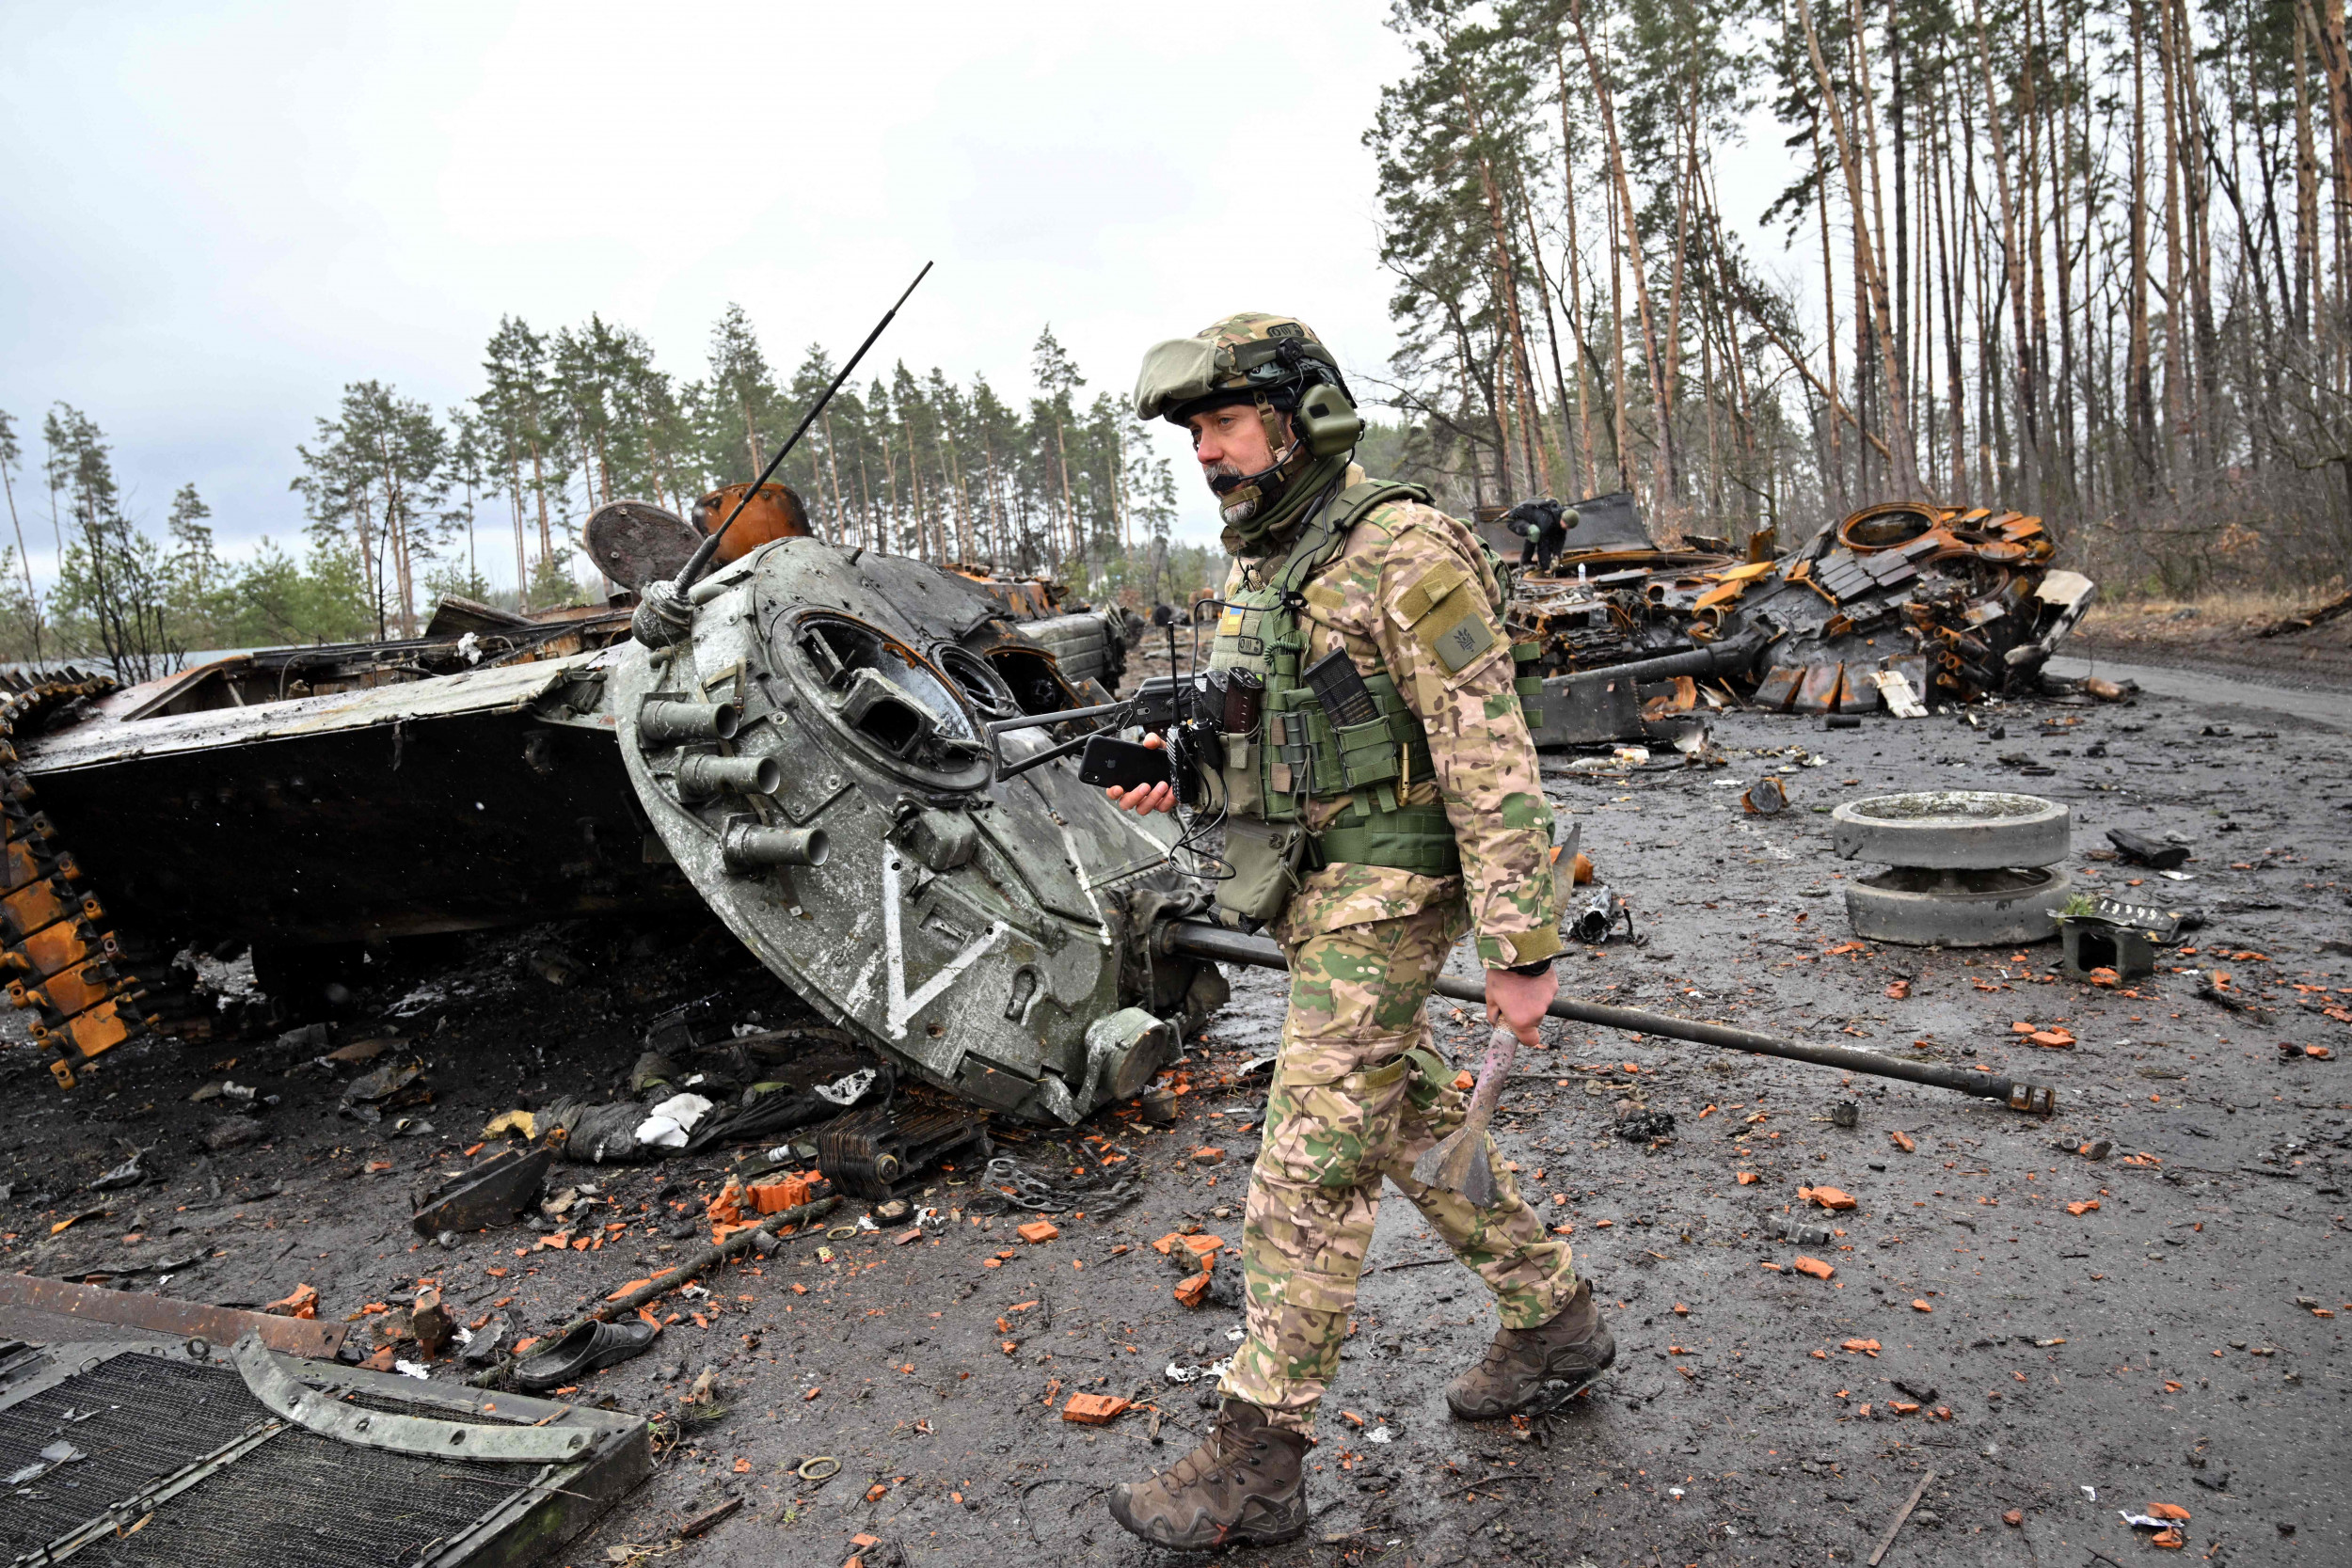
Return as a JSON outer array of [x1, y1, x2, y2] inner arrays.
[[1077, 735, 1175, 791]]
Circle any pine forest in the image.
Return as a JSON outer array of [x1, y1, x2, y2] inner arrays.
[[2, 0, 2344, 680]]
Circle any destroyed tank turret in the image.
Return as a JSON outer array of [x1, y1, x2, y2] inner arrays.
[[601, 535, 1216, 1121]]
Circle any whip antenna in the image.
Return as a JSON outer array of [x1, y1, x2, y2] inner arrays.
[[671, 261, 933, 590], [632, 262, 932, 649]]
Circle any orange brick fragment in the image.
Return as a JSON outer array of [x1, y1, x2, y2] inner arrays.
[[2066, 1199, 2100, 1215], [1799, 1185, 1857, 1211], [1061, 1393, 1131, 1425], [1017, 1220, 1060, 1243], [1911, 1298, 1932, 1312], [2151, 1528, 2185, 1549], [2028, 1028, 2075, 1049], [1841, 1338, 1882, 1355], [1735, 1172, 1759, 1185], [1791, 1256, 1836, 1279], [1173, 1273, 1212, 1308], [1883, 980, 1911, 1000], [265, 1284, 319, 1320], [1453, 1070, 1476, 1091], [747, 1174, 817, 1213], [2147, 1502, 2191, 1522], [865, 1482, 888, 1502], [2003, 1509, 2024, 1527], [1888, 1131, 1915, 1153], [1890, 1401, 1921, 1414]]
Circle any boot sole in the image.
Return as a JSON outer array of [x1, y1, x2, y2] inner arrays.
[[1107, 1494, 1308, 1551], [1446, 1347, 1616, 1420]]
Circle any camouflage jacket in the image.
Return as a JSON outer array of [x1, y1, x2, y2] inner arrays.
[[1221, 468, 1564, 970]]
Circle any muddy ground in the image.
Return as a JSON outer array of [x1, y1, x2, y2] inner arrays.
[[3, 658, 2347, 1568]]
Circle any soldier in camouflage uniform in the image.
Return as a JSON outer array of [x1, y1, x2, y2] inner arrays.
[[1104, 314, 1616, 1550]]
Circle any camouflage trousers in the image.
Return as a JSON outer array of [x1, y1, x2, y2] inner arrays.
[[1217, 903, 1578, 1434]]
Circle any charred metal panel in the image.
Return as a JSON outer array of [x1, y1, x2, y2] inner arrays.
[[0, 1337, 645, 1567], [23, 692, 694, 948]]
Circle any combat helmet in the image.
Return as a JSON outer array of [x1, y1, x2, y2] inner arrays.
[[1133, 313, 1366, 548]]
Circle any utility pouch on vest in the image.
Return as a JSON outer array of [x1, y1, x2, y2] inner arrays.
[[1220, 734, 1262, 818], [1512, 641, 1547, 731], [1216, 817, 1311, 927]]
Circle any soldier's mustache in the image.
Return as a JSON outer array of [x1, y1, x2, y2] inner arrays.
[[1205, 461, 1260, 525]]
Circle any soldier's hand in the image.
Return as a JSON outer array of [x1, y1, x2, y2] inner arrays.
[[1104, 733, 1178, 815], [1484, 964, 1556, 1047]]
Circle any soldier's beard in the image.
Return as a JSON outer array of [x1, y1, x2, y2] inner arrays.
[[1205, 462, 1261, 526]]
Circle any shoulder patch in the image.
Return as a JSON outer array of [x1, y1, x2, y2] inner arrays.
[[1394, 561, 1470, 626], [1423, 600, 1498, 672]]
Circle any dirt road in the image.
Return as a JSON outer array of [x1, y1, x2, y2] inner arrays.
[[3, 669, 2345, 1567]]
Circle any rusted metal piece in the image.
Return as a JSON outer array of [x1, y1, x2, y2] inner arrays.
[[0, 1272, 348, 1357], [1410, 1024, 1516, 1203], [815, 1103, 993, 1200], [0, 669, 199, 1084], [690, 482, 812, 563]]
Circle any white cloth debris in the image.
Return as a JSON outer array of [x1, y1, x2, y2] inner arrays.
[[814, 1069, 877, 1106], [456, 632, 482, 665], [634, 1092, 715, 1148], [392, 1360, 431, 1380]]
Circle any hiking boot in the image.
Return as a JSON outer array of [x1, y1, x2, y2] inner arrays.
[[1445, 1276, 1615, 1418], [1106, 1397, 1310, 1550]]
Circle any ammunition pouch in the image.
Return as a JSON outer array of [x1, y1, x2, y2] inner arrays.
[[1215, 817, 1312, 927]]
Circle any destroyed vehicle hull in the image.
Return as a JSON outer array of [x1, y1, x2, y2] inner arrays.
[[8, 546, 1209, 1123], [1504, 498, 2095, 742]]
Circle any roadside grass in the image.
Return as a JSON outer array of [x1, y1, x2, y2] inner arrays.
[[2081, 586, 2347, 642]]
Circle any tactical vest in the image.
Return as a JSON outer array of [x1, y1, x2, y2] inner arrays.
[[1206, 481, 1541, 901]]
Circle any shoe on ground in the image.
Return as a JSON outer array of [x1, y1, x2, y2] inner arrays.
[[1106, 1397, 1309, 1550], [1445, 1275, 1616, 1418], [512, 1318, 658, 1392]]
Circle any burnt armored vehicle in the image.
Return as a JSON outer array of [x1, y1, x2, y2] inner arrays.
[[2, 522, 1216, 1124]]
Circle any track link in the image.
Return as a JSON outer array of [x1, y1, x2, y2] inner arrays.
[[0, 669, 202, 1087]]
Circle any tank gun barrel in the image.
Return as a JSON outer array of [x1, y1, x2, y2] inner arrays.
[[1156, 919, 2055, 1115]]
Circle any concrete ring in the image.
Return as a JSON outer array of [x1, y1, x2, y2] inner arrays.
[[1845, 865, 2073, 947], [1831, 791, 2070, 869]]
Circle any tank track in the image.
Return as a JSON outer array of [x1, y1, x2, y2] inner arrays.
[[0, 669, 207, 1087]]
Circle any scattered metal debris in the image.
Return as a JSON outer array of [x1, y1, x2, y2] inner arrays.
[[0, 1272, 346, 1357], [816, 1104, 993, 1201], [2106, 828, 2189, 870], [411, 1148, 551, 1237]]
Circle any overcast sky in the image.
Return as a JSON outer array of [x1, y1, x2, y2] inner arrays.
[[0, 4, 1804, 592]]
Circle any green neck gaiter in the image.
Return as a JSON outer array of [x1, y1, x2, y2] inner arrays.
[[1225, 451, 1351, 559]]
